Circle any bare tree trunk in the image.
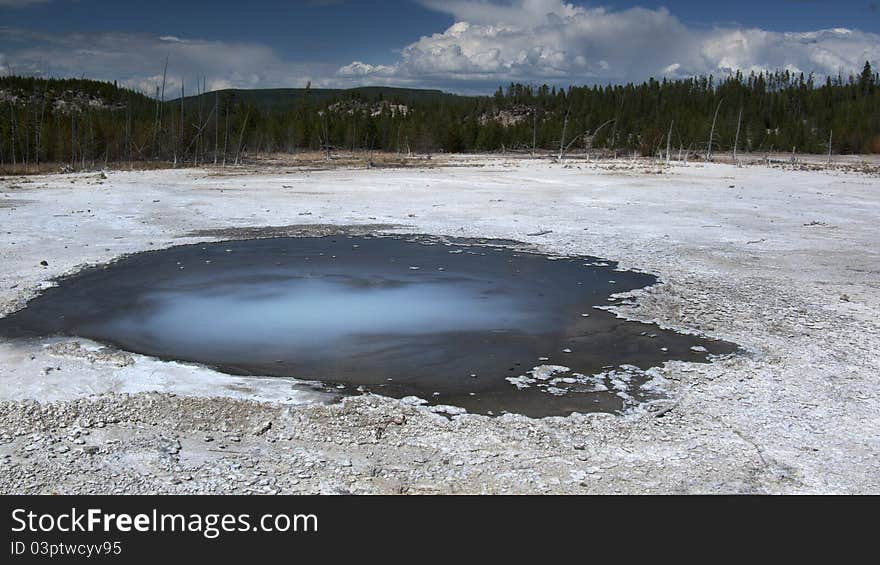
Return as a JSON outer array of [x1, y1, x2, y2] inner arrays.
[[24, 105, 30, 170], [214, 91, 219, 165], [158, 56, 168, 160], [558, 105, 571, 161], [8, 102, 16, 167], [202, 76, 207, 164], [87, 106, 94, 168], [531, 109, 537, 157], [733, 106, 743, 162], [174, 80, 184, 166], [70, 109, 75, 168], [706, 98, 723, 162], [36, 80, 49, 166], [827, 129, 833, 165], [195, 77, 202, 166], [234, 110, 250, 166], [222, 102, 229, 166], [665, 120, 673, 165], [322, 116, 331, 160], [129, 93, 135, 166], [561, 118, 614, 161], [609, 94, 624, 153], [153, 84, 160, 158], [124, 94, 130, 168]]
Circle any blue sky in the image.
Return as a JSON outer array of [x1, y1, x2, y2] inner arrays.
[[1, 1, 878, 93]]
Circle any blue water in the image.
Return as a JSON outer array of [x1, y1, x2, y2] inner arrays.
[[0, 235, 737, 417], [96, 276, 542, 359]]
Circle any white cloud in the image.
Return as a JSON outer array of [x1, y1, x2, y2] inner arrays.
[[336, 61, 395, 77], [1, 1, 878, 95], [0, 29, 337, 94], [338, 1, 880, 90]]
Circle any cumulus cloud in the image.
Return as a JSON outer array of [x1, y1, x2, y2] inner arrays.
[[1, 1, 878, 95], [0, 28, 336, 94], [336, 61, 395, 77], [338, 0, 880, 90]]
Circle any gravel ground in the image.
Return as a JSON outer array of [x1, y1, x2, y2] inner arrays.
[[1, 156, 878, 494]]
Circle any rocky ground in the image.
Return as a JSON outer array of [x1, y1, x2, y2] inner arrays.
[[1, 155, 878, 494]]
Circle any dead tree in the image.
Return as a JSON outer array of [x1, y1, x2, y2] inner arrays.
[[86, 103, 95, 168], [8, 101, 16, 167], [665, 120, 673, 165], [69, 106, 75, 167], [36, 79, 49, 166], [609, 93, 625, 155], [194, 77, 201, 165], [706, 97, 723, 162], [827, 129, 833, 165], [174, 79, 184, 166], [557, 104, 571, 160], [184, 104, 216, 157], [23, 97, 30, 168], [531, 108, 537, 157], [733, 106, 743, 163], [560, 118, 614, 161], [214, 91, 219, 165], [321, 116, 331, 160], [153, 57, 168, 159], [222, 101, 229, 166], [233, 109, 250, 166]]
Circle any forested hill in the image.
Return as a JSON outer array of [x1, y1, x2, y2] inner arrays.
[[1, 64, 878, 169], [0, 76, 155, 112], [174, 86, 460, 112]]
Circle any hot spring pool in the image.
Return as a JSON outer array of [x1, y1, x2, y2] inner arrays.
[[0, 235, 737, 417]]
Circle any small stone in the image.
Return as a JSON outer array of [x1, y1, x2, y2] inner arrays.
[[254, 422, 272, 436], [159, 438, 181, 455]]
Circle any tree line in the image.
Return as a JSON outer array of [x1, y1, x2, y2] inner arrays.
[[1, 63, 878, 170]]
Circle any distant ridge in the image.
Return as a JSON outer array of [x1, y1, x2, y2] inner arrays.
[[173, 86, 464, 110]]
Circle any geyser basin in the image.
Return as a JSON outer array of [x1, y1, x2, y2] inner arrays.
[[0, 235, 736, 417]]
